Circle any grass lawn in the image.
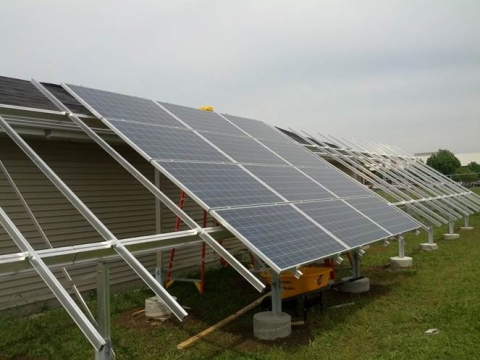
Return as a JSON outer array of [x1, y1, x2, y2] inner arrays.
[[1, 188, 479, 359]]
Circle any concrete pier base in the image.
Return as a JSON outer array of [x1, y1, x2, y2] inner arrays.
[[340, 277, 370, 293], [145, 296, 174, 320], [419, 243, 438, 251], [253, 312, 291, 340], [460, 226, 474, 231], [443, 233, 460, 240], [390, 256, 413, 269]]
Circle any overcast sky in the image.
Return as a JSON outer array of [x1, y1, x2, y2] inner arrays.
[[1, 1, 479, 154]]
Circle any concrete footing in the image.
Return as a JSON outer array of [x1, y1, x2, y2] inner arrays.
[[460, 226, 474, 231], [340, 277, 370, 293], [443, 233, 460, 240], [390, 256, 413, 269], [419, 243, 438, 251], [253, 312, 291, 340], [145, 296, 174, 320]]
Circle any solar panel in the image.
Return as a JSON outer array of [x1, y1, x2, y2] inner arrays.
[[213, 205, 347, 270], [159, 102, 245, 136], [259, 138, 333, 168], [301, 166, 374, 198], [346, 197, 420, 234], [200, 132, 287, 165], [221, 114, 288, 141], [297, 201, 390, 247], [67, 84, 184, 128], [106, 119, 230, 163], [156, 162, 283, 209], [245, 165, 335, 202]]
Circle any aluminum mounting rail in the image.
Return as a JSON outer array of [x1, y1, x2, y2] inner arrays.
[[0, 115, 187, 321], [0, 227, 229, 276], [337, 136, 469, 218], [294, 130, 444, 229], [359, 140, 480, 211], [376, 143, 480, 207], [340, 137, 471, 217], [321, 134, 462, 220], [0, 208, 106, 351], [301, 130, 446, 226], [0, 161, 96, 323]]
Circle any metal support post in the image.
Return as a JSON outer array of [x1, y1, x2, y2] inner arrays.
[[428, 226, 434, 244], [398, 236, 405, 258], [155, 252, 163, 283], [444, 218, 460, 239], [352, 251, 361, 278], [390, 234, 413, 267], [419, 224, 438, 251], [270, 272, 282, 315], [154, 169, 163, 283], [96, 262, 113, 360], [460, 215, 474, 231]]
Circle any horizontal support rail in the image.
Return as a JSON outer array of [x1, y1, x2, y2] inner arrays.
[[0, 227, 231, 276]]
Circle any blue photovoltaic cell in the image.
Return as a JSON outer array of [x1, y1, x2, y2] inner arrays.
[[221, 114, 288, 141], [346, 197, 420, 235], [259, 138, 333, 168], [297, 200, 390, 247], [106, 119, 230, 163], [213, 205, 347, 270], [67, 84, 184, 128], [157, 162, 283, 208], [159, 102, 245, 136], [200, 132, 288, 165], [301, 166, 373, 198], [245, 165, 334, 201]]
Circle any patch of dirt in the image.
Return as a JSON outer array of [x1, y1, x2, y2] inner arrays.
[[115, 306, 211, 333], [234, 338, 271, 352], [115, 307, 178, 330]]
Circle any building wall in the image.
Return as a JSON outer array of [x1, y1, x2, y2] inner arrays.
[[0, 136, 243, 310]]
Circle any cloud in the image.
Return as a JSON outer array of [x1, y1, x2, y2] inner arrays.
[[0, 0, 478, 153]]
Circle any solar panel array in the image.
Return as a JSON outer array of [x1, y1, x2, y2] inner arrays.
[[66, 84, 421, 272]]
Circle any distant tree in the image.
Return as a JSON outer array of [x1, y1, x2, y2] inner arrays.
[[452, 166, 478, 184], [467, 161, 480, 174], [426, 149, 461, 175]]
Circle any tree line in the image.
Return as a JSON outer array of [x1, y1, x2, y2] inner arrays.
[[426, 149, 479, 185]]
